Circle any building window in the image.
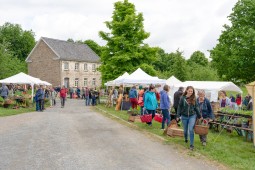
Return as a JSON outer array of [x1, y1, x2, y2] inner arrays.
[[75, 78, 79, 87], [64, 62, 69, 70], [84, 63, 88, 71], [92, 64, 96, 72], [75, 63, 79, 71], [84, 78, 88, 86], [92, 78, 96, 86]]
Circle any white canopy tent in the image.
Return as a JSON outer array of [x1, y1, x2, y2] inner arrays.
[[166, 76, 182, 87], [172, 81, 242, 102], [0, 72, 52, 101], [166, 76, 182, 102], [115, 68, 166, 86], [105, 72, 129, 86]]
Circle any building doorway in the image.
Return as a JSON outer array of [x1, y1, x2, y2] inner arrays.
[[64, 77, 69, 88]]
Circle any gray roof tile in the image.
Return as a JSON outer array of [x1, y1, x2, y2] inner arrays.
[[42, 37, 100, 63]]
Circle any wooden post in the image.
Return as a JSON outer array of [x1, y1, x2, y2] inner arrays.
[[246, 82, 255, 147]]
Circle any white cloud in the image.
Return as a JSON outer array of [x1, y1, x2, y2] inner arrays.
[[0, 0, 238, 58]]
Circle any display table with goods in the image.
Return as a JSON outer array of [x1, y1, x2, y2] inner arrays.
[[210, 108, 253, 141]]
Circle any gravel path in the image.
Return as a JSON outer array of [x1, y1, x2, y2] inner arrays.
[[0, 99, 223, 170]]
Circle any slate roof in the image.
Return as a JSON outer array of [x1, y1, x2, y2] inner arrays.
[[38, 37, 100, 63]]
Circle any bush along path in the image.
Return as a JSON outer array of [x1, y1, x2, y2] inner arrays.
[[95, 104, 255, 170]]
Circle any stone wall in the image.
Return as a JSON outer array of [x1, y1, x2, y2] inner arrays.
[[27, 40, 61, 86]]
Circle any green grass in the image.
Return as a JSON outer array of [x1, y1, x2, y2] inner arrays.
[[0, 101, 50, 117], [95, 104, 255, 170], [0, 106, 35, 117]]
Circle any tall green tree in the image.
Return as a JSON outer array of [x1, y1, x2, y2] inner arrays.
[[186, 63, 219, 81], [0, 22, 36, 61], [99, 0, 156, 83], [170, 50, 187, 81], [210, 0, 255, 83], [84, 39, 102, 57], [188, 51, 208, 66], [0, 42, 27, 79]]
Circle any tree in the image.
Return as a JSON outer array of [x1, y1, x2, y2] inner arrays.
[[186, 63, 219, 81], [187, 51, 208, 66], [84, 39, 102, 57], [0, 42, 27, 79], [170, 50, 187, 81], [0, 22, 36, 61], [99, 0, 156, 84], [210, 0, 255, 83]]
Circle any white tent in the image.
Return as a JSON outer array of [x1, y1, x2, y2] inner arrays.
[[0, 72, 51, 101], [166, 76, 182, 87], [105, 72, 129, 86], [173, 81, 242, 102], [166, 76, 182, 103], [115, 68, 166, 85]]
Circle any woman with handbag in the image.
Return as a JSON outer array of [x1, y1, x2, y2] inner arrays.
[[176, 86, 201, 151], [197, 90, 213, 146], [144, 85, 158, 126]]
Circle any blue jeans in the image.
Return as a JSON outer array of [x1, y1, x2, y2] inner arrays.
[[36, 101, 40, 111], [162, 109, 170, 129], [61, 97, 65, 107], [85, 96, 90, 106], [181, 114, 196, 146]]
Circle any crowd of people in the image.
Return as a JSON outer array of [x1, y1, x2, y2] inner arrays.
[[105, 84, 254, 151], [33, 85, 100, 111]]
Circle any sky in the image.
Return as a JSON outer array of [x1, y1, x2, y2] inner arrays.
[[0, 0, 238, 59]]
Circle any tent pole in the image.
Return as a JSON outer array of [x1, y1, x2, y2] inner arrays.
[[121, 83, 124, 111], [31, 84, 34, 102]]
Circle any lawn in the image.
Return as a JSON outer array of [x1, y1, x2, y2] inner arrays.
[[0, 106, 35, 117], [95, 104, 255, 170]]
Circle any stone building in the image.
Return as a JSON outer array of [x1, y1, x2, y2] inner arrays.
[[25, 37, 101, 88]]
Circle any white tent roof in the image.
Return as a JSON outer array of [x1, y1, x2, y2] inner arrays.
[[0, 72, 43, 85], [115, 68, 166, 85], [175, 81, 242, 93], [166, 76, 182, 87], [105, 72, 129, 86]]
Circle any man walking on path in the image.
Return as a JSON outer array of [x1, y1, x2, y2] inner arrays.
[[60, 85, 67, 108]]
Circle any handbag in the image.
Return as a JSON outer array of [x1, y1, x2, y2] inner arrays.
[[154, 113, 163, 123], [140, 114, 152, 123]]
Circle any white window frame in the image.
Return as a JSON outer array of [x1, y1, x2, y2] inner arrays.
[[84, 63, 88, 72], [84, 78, 88, 86], [64, 62, 69, 70], [75, 63, 79, 71], [92, 64, 96, 72], [75, 78, 79, 87], [92, 78, 96, 86]]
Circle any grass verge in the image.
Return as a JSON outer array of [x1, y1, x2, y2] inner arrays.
[[95, 104, 255, 170], [0, 107, 35, 117]]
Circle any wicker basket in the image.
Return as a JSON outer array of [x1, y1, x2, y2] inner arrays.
[[128, 115, 141, 122], [194, 120, 209, 135], [167, 127, 184, 137], [4, 99, 13, 105]]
